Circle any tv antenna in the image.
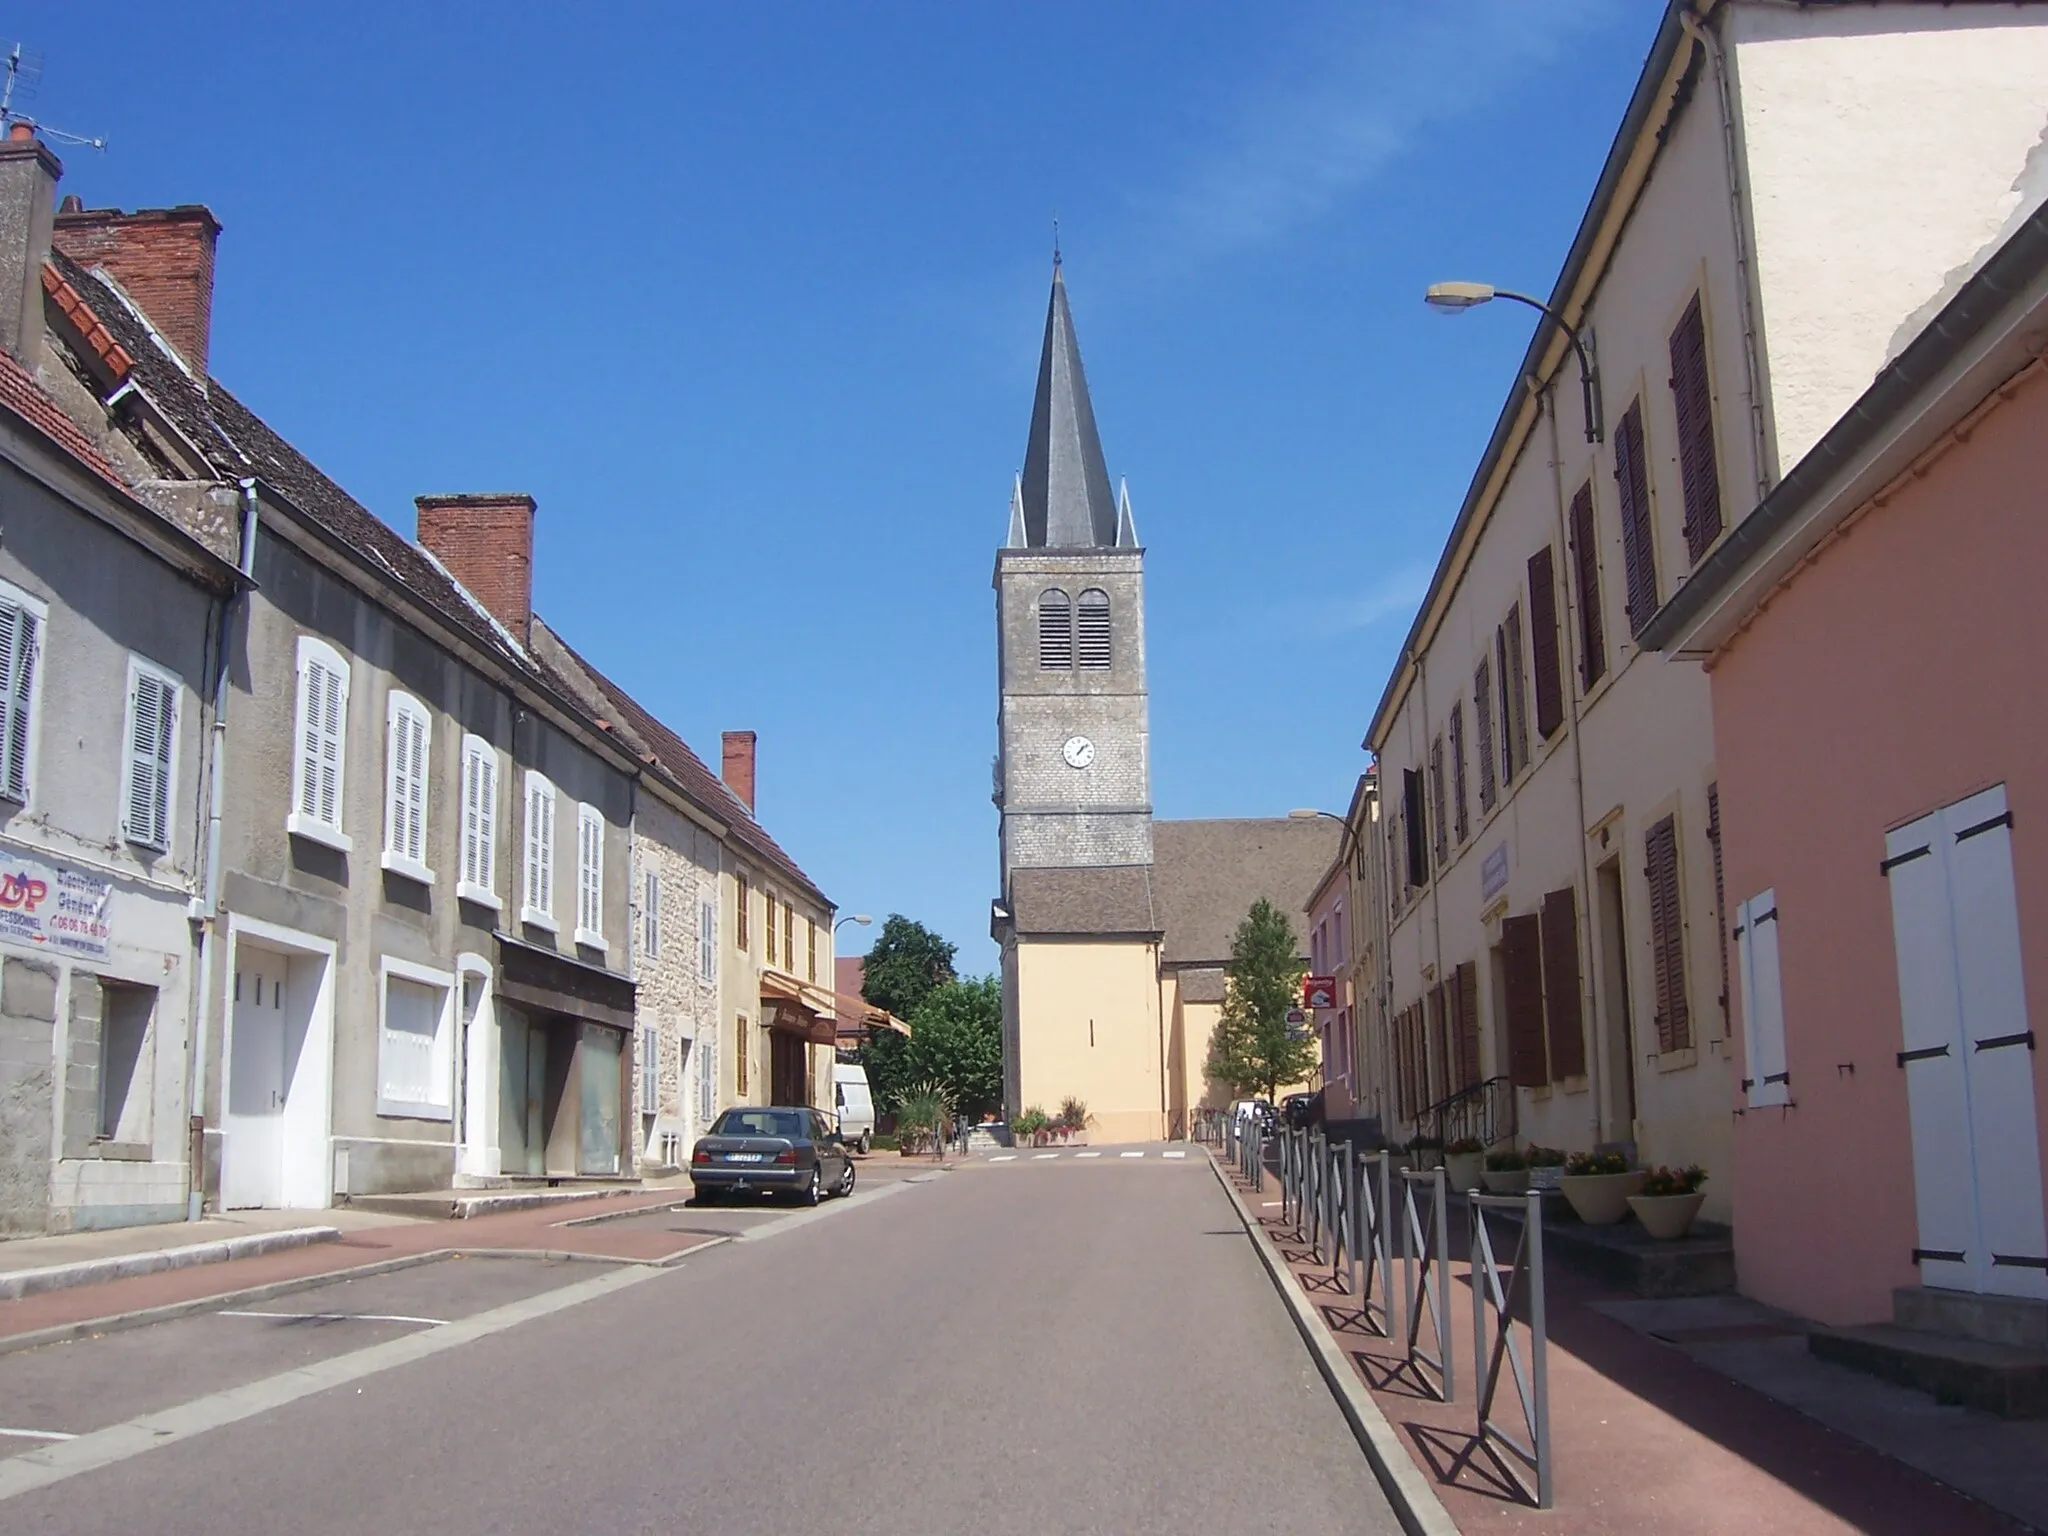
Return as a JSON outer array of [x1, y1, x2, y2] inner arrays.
[[0, 45, 107, 152]]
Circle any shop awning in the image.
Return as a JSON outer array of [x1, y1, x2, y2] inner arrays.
[[760, 969, 840, 1046], [833, 992, 911, 1041]]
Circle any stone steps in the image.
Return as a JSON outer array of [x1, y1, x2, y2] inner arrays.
[[1809, 1322, 2048, 1419]]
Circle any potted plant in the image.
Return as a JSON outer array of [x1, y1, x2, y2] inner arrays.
[[1525, 1144, 1569, 1192], [1014, 1106, 1048, 1147], [1058, 1097, 1090, 1147], [1558, 1149, 1647, 1225], [1444, 1137, 1486, 1193], [1480, 1146, 1529, 1195], [896, 1085, 949, 1156], [1628, 1165, 1709, 1240], [1407, 1133, 1445, 1172]]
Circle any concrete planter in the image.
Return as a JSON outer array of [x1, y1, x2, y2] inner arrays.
[[1480, 1167, 1531, 1195], [1560, 1169, 1649, 1225], [1528, 1164, 1567, 1192], [1627, 1190, 1707, 1240], [1444, 1151, 1486, 1193]]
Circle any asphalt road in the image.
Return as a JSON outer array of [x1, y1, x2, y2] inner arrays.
[[1, 1157, 1400, 1534]]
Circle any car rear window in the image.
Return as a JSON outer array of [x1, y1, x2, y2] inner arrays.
[[714, 1109, 807, 1139]]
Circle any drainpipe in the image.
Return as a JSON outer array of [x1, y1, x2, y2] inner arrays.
[[185, 478, 258, 1221]]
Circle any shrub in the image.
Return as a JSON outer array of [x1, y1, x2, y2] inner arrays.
[[1564, 1149, 1630, 1176], [1447, 1137, 1484, 1156], [1484, 1148, 1528, 1171], [1524, 1144, 1568, 1168], [1057, 1096, 1090, 1132], [1013, 1106, 1048, 1137], [1639, 1164, 1708, 1197]]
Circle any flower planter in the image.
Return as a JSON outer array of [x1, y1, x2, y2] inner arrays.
[[1479, 1167, 1531, 1195], [1627, 1190, 1706, 1240], [1443, 1152, 1486, 1193], [1559, 1169, 1648, 1225]]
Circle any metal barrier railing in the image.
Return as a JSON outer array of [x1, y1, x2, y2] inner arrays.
[[1470, 1189, 1551, 1507], [1354, 1147, 1391, 1337], [1400, 1166, 1453, 1401]]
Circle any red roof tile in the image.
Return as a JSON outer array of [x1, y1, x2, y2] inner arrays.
[[0, 347, 127, 493]]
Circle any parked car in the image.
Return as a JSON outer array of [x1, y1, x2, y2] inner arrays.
[[1282, 1091, 1322, 1130], [1230, 1099, 1278, 1138], [832, 1063, 877, 1153], [691, 1107, 857, 1205]]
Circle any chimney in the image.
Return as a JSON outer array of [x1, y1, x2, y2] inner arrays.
[[722, 731, 757, 812], [0, 123, 60, 365], [414, 494, 536, 646], [51, 202, 220, 378]]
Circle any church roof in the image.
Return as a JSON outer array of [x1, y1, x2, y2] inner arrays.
[[1152, 818, 1343, 967], [1008, 864, 1159, 937], [1016, 267, 1125, 549]]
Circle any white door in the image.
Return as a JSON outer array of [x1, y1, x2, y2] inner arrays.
[[224, 952, 287, 1209], [1887, 784, 2048, 1299]]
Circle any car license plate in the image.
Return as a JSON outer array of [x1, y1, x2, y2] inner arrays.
[[725, 1152, 764, 1163]]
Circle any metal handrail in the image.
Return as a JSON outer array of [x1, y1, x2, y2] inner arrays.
[[1400, 1166, 1454, 1401], [1420, 1074, 1518, 1149], [1470, 1190, 1551, 1508]]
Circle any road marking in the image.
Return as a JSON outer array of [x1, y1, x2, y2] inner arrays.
[[989, 1154, 1016, 1162], [1074, 1152, 1102, 1159], [217, 1311, 447, 1327], [0, 1262, 670, 1504], [0, 1428, 75, 1443], [1120, 1151, 1145, 1159], [1033, 1153, 1059, 1160], [1163, 1150, 1187, 1159]]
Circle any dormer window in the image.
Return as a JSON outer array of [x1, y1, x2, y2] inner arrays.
[[1077, 589, 1111, 669], [1038, 588, 1072, 668]]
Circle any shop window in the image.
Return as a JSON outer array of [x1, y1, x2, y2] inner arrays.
[[98, 981, 153, 1142], [378, 961, 454, 1119]]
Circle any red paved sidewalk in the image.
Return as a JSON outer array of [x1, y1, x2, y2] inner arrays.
[[1216, 1153, 2027, 1535]]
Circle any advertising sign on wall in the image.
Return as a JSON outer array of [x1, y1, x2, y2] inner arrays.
[[0, 853, 112, 960]]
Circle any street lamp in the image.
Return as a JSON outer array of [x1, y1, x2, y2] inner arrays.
[[1288, 808, 1344, 823], [1424, 281, 1604, 444], [833, 914, 873, 936]]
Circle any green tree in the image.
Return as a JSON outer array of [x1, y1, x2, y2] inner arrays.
[[1204, 898, 1316, 1104], [857, 916, 958, 1113], [902, 976, 1003, 1121]]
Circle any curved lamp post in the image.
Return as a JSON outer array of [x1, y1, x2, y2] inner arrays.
[[833, 914, 873, 937], [1425, 281, 1604, 444]]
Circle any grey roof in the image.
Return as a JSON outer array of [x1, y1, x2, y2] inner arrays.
[[1152, 818, 1344, 967], [1008, 864, 1159, 937], [1017, 268, 1123, 549]]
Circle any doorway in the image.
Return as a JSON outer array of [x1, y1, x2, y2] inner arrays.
[[221, 927, 333, 1210], [1595, 858, 1637, 1138], [498, 1010, 554, 1177], [770, 1028, 810, 1107]]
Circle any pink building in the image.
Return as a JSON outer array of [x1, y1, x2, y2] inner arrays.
[[1648, 205, 2048, 1331]]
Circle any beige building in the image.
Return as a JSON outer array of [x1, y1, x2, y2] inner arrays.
[[1359, 0, 2048, 1214]]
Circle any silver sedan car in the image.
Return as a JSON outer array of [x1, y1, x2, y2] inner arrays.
[[690, 1106, 857, 1205]]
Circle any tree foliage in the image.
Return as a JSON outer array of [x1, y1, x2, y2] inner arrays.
[[1204, 898, 1316, 1103], [856, 915, 960, 1114], [901, 976, 1003, 1121]]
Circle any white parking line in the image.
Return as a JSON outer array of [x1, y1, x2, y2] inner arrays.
[[1162, 1150, 1187, 1159], [989, 1155, 1016, 1162], [217, 1311, 447, 1327], [1119, 1151, 1145, 1159], [0, 1428, 74, 1442], [1032, 1152, 1059, 1160], [1074, 1152, 1102, 1159]]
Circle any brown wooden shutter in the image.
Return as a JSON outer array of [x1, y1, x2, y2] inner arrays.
[[1474, 658, 1497, 811], [1569, 482, 1606, 688], [1708, 783, 1729, 1027], [1527, 546, 1564, 739], [1614, 400, 1658, 637], [1669, 293, 1723, 565], [1502, 604, 1529, 776], [1426, 983, 1447, 1108], [1502, 913, 1547, 1087], [1540, 887, 1586, 1080], [1429, 738, 1448, 868], [1449, 702, 1468, 845], [1455, 961, 1480, 1093], [1645, 815, 1691, 1053]]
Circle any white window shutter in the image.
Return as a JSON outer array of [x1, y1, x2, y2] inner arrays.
[[405, 709, 427, 860], [1735, 890, 1788, 1109], [0, 601, 33, 802], [461, 746, 480, 886], [316, 665, 343, 825], [577, 805, 603, 935], [644, 870, 661, 959], [700, 896, 717, 988], [124, 667, 175, 848], [524, 774, 555, 918], [639, 1025, 658, 1114]]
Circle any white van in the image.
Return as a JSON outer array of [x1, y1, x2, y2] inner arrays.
[[832, 1063, 877, 1154]]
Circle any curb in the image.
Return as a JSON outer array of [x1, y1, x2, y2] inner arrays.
[[1206, 1155, 1462, 1536], [0, 1225, 342, 1302]]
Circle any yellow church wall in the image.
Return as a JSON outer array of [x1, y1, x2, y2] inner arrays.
[[1015, 938, 1164, 1145]]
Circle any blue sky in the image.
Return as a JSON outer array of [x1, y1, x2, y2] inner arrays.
[[33, 2, 1661, 968]]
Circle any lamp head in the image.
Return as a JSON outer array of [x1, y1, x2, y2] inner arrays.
[[1425, 281, 1496, 312]]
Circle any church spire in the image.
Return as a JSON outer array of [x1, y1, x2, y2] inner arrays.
[[1018, 266, 1119, 548]]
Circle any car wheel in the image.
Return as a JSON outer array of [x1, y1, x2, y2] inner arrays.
[[856, 1131, 871, 1156], [837, 1159, 857, 1198], [798, 1167, 822, 1207]]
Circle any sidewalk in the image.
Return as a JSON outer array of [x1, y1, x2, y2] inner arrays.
[[1213, 1150, 2034, 1535]]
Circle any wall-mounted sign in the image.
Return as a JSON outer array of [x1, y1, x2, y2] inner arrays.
[[1302, 975, 1337, 1010], [0, 853, 111, 960], [1481, 843, 1511, 903]]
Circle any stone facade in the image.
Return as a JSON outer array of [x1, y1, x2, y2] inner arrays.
[[629, 798, 721, 1165]]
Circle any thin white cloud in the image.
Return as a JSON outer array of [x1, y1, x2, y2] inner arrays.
[[1128, 0, 1628, 271], [1308, 561, 1434, 637]]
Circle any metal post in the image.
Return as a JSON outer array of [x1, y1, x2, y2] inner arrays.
[[1469, 1187, 1551, 1509]]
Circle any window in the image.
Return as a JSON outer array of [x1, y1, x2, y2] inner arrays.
[[643, 869, 661, 960], [1734, 888, 1786, 1108], [1644, 814, 1691, 1053], [1474, 657, 1496, 813], [288, 635, 350, 850], [1501, 912, 1546, 1087], [377, 960, 454, 1119], [700, 895, 718, 987], [1670, 292, 1723, 564], [1527, 548, 1564, 740], [0, 585, 41, 806], [382, 692, 432, 882], [575, 803, 605, 949], [1614, 399, 1659, 637], [521, 771, 556, 929], [807, 916, 817, 982], [1448, 702, 1469, 845], [736, 1014, 750, 1097], [1428, 736, 1447, 868], [736, 875, 750, 951], [1077, 589, 1111, 669], [1401, 767, 1426, 889], [783, 903, 795, 972], [458, 736, 499, 907], [638, 1023, 659, 1116], [1540, 887, 1586, 1081], [1708, 783, 1729, 1027], [1496, 605, 1528, 785], [1568, 482, 1607, 688], [697, 1021, 718, 1125], [765, 893, 779, 966], [1038, 589, 1073, 668], [121, 658, 179, 851], [97, 981, 153, 1142]]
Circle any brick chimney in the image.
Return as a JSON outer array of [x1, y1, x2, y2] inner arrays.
[[52, 202, 220, 378], [722, 731, 757, 812], [0, 123, 60, 365], [414, 494, 536, 646]]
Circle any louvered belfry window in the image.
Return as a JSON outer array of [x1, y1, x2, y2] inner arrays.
[[0, 595, 37, 804], [1527, 546, 1564, 739], [1474, 657, 1497, 812], [1645, 814, 1691, 1053], [1568, 482, 1606, 688], [1076, 589, 1111, 669], [1038, 589, 1073, 668], [123, 660, 177, 850], [1614, 399, 1659, 637], [1670, 293, 1723, 565]]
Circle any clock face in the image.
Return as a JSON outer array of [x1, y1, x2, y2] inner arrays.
[[1062, 735, 1096, 769]]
